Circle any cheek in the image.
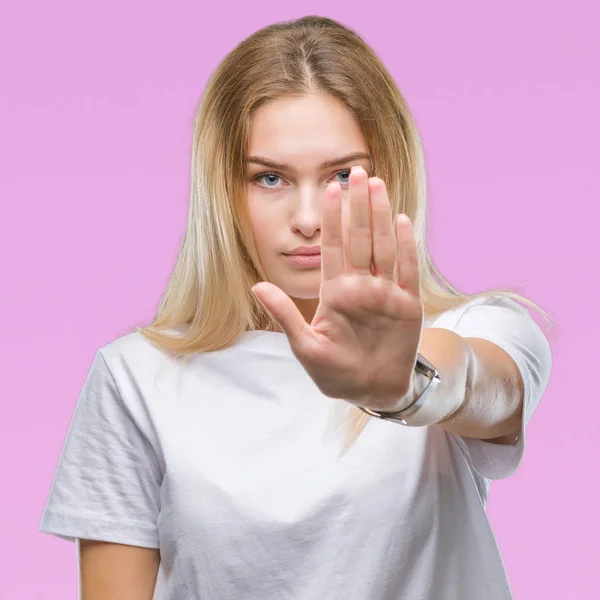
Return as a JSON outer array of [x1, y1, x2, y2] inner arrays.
[[250, 211, 278, 243], [246, 200, 281, 258], [246, 194, 268, 235]]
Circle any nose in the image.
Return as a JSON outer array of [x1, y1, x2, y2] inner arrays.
[[290, 184, 324, 238]]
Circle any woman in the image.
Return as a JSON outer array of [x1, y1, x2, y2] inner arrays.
[[38, 15, 554, 599]]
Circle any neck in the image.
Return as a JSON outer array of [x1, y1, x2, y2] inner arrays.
[[291, 297, 319, 324]]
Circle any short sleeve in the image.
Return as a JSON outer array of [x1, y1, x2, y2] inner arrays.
[[437, 296, 553, 481], [37, 350, 162, 548]]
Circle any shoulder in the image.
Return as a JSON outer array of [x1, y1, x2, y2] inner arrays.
[[427, 295, 551, 372], [429, 295, 552, 395], [95, 329, 182, 385], [427, 295, 530, 330]]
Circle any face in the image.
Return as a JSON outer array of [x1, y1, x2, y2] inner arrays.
[[245, 92, 372, 323]]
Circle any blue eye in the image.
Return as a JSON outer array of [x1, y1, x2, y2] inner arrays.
[[255, 173, 282, 188], [252, 169, 352, 190], [336, 170, 351, 185]]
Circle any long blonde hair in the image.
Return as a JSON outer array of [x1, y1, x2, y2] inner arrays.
[[133, 15, 556, 455]]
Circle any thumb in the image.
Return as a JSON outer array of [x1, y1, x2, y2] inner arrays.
[[251, 282, 310, 348]]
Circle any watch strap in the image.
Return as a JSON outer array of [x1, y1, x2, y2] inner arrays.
[[357, 353, 442, 426]]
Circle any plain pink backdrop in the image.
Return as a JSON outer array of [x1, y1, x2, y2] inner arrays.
[[1, 1, 598, 598]]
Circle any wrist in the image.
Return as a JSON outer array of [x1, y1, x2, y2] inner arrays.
[[357, 353, 443, 426], [380, 369, 420, 413], [388, 366, 434, 413], [360, 367, 424, 414]]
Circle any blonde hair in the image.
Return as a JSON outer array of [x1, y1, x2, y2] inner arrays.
[[133, 15, 556, 455]]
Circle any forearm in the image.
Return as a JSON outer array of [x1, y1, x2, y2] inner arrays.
[[399, 327, 523, 441]]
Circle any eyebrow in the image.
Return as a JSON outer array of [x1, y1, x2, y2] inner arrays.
[[245, 152, 372, 171]]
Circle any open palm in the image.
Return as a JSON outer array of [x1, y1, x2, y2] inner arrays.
[[251, 165, 424, 411]]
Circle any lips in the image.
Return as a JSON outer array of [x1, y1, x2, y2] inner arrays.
[[284, 246, 321, 256], [283, 252, 322, 266]]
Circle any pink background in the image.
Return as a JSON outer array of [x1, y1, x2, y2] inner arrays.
[[1, 1, 598, 598]]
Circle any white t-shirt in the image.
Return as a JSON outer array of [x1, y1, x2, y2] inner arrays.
[[38, 295, 552, 599]]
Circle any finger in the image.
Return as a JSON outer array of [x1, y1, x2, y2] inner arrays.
[[368, 177, 396, 280], [251, 282, 312, 348], [347, 166, 372, 273], [395, 214, 420, 295], [321, 180, 344, 281]]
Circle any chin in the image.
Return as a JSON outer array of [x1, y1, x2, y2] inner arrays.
[[276, 277, 321, 300], [290, 291, 320, 300], [283, 284, 320, 300]]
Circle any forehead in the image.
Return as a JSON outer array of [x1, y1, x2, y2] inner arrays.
[[246, 93, 367, 166]]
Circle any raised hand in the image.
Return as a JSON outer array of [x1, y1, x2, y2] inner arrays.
[[251, 165, 424, 412]]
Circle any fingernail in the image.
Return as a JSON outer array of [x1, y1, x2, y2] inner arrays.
[[351, 165, 363, 173]]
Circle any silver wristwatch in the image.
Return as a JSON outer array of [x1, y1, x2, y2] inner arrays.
[[357, 353, 442, 426]]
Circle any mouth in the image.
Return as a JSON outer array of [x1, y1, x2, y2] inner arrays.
[[283, 253, 322, 266]]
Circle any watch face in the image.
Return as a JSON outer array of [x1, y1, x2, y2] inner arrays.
[[416, 354, 439, 380]]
